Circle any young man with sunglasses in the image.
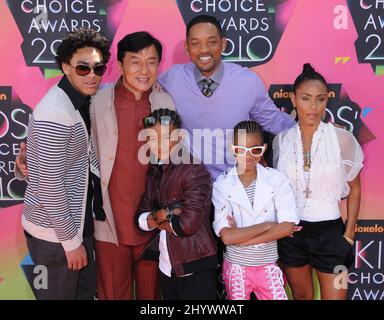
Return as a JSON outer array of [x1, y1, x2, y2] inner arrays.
[[16, 31, 172, 300], [19, 28, 110, 300], [136, 108, 217, 300]]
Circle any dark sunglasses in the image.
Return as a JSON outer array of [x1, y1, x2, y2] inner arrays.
[[143, 115, 175, 128], [69, 64, 107, 77]]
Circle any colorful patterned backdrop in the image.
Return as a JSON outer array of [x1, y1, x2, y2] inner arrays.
[[0, 0, 383, 300]]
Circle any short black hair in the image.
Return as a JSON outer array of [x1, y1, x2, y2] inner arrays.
[[186, 14, 224, 39], [117, 31, 162, 62], [233, 120, 264, 142], [293, 63, 329, 93], [144, 108, 182, 129], [55, 28, 110, 72]]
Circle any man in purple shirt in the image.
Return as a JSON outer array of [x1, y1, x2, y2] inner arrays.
[[158, 14, 295, 180]]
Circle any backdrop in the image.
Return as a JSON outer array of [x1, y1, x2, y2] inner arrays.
[[0, 0, 383, 300]]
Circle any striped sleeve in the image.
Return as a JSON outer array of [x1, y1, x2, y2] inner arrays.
[[30, 118, 82, 251]]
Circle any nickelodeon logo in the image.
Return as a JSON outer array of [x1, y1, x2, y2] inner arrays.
[[0, 87, 11, 106], [272, 89, 336, 99], [355, 224, 384, 233]]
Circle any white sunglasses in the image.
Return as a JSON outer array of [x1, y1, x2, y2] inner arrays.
[[232, 144, 266, 157]]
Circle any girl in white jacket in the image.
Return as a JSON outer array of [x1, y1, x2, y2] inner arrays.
[[213, 120, 300, 300]]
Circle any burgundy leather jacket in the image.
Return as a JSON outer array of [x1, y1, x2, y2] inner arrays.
[[135, 162, 217, 277]]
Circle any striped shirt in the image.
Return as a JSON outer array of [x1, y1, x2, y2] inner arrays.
[[22, 84, 98, 251], [224, 181, 279, 267], [245, 180, 255, 207]]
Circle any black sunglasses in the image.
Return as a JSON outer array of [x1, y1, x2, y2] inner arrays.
[[69, 64, 107, 77], [143, 115, 175, 128]]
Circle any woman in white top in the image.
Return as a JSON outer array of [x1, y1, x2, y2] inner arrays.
[[274, 63, 363, 300], [213, 120, 300, 300]]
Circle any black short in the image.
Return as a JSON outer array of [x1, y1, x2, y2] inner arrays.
[[278, 217, 354, 274]]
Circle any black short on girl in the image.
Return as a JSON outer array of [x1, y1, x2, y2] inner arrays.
[[278, 217, 354, 273]]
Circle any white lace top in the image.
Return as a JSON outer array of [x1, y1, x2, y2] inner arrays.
[[273, 122, 364, 222]]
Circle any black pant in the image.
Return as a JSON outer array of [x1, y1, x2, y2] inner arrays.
[[25, 233, 96, 300], [160, 269, 217, 300], [209, 203, 227, 300]]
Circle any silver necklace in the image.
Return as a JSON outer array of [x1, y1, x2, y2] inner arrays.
[[294, 126, 324, 203]]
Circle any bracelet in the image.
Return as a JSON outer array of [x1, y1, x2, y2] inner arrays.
[[343, 235, 354, 246]]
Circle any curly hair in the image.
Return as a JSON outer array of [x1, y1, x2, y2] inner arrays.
[[55, 28, 111, 72]]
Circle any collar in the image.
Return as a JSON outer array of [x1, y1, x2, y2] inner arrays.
[[194, 61, 224, 85], [149, 156, 177, 169], [217, 163, 275, 215], [115, 76, 151, 101], [225, 163, 268, 184], [58, 76, 90, 110], [157, 159, 177, 169], [150, 161, 177, 177]]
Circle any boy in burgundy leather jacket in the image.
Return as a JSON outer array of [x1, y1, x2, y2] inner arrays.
[[135, 108, 217, 300]]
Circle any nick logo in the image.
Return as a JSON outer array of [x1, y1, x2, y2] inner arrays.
[[269, 83, 375, 145], [347, 0, 384, 76], [6, 0, 125, 78], [176, 0, 296, 67], [0, 93, 9, 101]]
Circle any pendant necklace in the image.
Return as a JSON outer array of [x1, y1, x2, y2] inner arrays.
[[295, 126, 324, 201]]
